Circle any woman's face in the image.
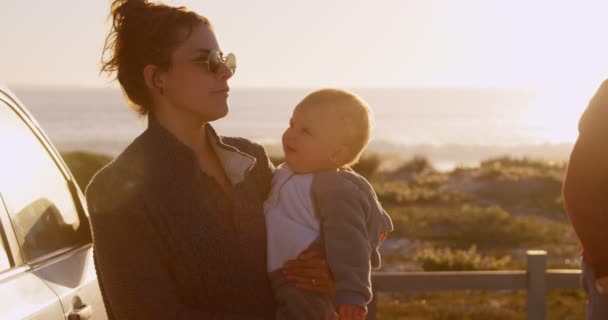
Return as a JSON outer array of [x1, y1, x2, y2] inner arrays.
[[161, 24, 233, 123]]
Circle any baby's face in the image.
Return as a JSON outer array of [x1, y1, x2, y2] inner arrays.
[[282, 104, 344, 174]]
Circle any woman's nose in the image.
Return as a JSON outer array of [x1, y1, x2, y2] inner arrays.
[[216, 62, 233, 80]]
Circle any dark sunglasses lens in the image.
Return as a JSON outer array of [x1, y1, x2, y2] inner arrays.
[[225, 53, 236, 75], [208, 50, 221, 73]]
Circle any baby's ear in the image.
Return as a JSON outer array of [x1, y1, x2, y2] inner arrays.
[[329, 145, 352, 166]]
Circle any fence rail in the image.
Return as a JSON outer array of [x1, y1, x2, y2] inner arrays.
[[368, 250, 582, 320]]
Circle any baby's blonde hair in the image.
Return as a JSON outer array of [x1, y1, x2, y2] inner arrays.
[[296, 88, 374, 166]]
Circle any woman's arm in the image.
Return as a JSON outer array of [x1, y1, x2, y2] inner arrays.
[[87, 170, 264, 320], [88, 190, 217, 319]]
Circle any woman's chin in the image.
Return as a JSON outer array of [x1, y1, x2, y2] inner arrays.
[[216, 104, 229, 118], [204, 103, 229, 121]]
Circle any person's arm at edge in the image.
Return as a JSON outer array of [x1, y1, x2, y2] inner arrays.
[[563, 79, 608, 279]]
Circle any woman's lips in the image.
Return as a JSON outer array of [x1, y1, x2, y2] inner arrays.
[[212, 87, 230, 94]]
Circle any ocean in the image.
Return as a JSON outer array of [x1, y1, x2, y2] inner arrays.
[[11, 86, 579, 170]]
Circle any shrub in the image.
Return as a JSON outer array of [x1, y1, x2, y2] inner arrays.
[[351, 153, 382, 179], [393, 155, 436, 176], [389, 205, 573, 249], [61, 151, 113, 190], [478, 156, 565, 182], [269, 155, 285, 167], [415, 245, 511, 271], [373, 180, 470, 206]]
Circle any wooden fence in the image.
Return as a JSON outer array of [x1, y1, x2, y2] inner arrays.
[[368, 250, 582, 320]]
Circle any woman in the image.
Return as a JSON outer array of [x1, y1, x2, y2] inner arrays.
[[87, 1, 333, 319]]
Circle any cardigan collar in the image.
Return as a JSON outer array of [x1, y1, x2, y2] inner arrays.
[[144, 116, 256, 186]]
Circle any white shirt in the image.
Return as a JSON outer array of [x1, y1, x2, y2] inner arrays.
[[264, 164, 320, 272]]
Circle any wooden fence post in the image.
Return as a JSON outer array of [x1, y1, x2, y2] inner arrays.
[[526, 250, 547, 320]]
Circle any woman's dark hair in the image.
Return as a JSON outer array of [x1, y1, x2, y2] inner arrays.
[[101, 0, 210, 115]]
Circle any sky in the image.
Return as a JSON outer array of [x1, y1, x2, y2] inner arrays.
[[2, 0, 608, 95]]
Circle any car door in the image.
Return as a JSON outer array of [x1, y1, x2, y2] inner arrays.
[[0, 93, 107, 320], [0, 193, 66, 320]]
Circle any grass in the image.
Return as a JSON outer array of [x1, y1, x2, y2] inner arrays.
[[376, 290, 585, 320], [61, 151, 112, 191]]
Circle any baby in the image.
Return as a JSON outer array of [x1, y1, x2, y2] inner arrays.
[[265, 88, 393, 320]]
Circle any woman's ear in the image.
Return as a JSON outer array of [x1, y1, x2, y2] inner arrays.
[[143, 64, 164, 94]]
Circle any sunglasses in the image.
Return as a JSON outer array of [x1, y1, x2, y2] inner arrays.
[[200, 50, 237, 75]]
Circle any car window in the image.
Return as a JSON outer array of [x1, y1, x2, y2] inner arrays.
[[0, 196, 11, 272], [0, 239, 9, 272], [0, 99, 85, 262]]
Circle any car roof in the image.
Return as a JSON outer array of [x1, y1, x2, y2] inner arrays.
[[0, 83, 23, 108], [0, 82, 14, 98], [0, 81, 79, 185], [0, 82, 47, 136]]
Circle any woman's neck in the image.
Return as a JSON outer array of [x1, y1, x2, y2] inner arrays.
[[152, 110, 233, 194], [153, 111, 211, 157]]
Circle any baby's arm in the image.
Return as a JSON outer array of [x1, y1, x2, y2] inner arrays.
[[311, 172, 372, 310]]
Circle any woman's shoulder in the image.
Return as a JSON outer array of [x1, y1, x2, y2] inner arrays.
[[85, 138, 147, 215]]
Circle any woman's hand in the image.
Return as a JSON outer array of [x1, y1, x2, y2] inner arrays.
[[596, 276, 608, 294], [282, 245, 334, 294], [338, 304, 366, 320]]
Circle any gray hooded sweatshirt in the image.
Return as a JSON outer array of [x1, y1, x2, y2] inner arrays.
[[265, 164, 394, 308]]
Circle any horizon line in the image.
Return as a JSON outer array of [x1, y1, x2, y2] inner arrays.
[[6, 82, 540, 92]]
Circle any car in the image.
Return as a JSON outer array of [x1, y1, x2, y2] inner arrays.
[[0, 83, 107, 319]]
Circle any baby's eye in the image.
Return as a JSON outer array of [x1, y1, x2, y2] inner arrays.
[[302, 128, 312, 135]]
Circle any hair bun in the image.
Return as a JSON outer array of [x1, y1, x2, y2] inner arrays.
[[112, 0, 149, 20]]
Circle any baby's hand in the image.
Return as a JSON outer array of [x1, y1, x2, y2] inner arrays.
[[338, 304, 366, 320]]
